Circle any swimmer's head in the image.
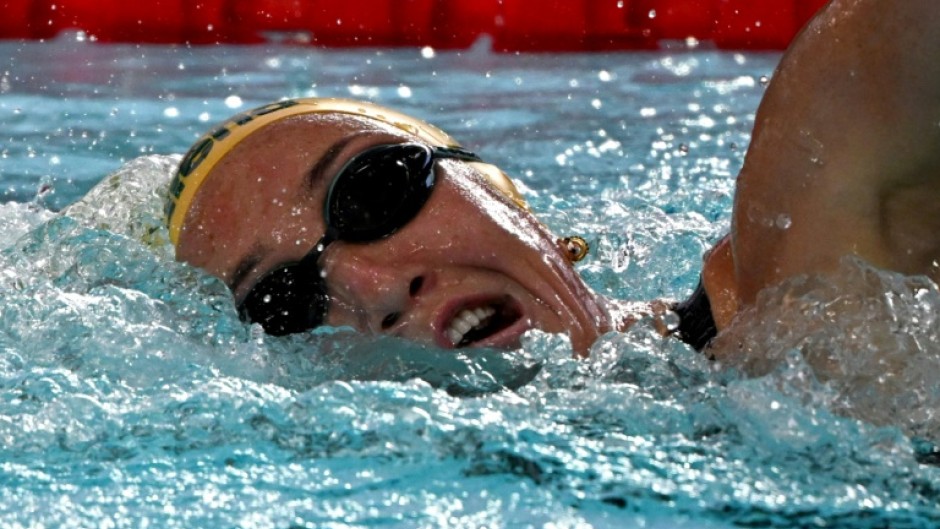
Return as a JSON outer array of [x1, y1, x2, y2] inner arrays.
[[165, 98, 526, 246], [169, 98, 613, 354]]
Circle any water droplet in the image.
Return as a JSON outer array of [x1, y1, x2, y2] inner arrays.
[[775, 214, 792, 230], [661, 311, 680, 331], [420, 46, 435, 59], [759, 75, 770, 86]]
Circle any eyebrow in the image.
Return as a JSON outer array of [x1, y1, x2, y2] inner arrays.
[[230, 248, 265, 294], [302, 133, 364, 197]]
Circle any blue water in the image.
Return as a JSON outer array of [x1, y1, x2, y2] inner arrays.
[[2, 37, 940, 528]]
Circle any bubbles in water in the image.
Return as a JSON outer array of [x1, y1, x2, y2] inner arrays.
[[775, 213, 792, 229], [224, 95, 243, 109], [714, 256, 940, 439], [420, 46, 435, 59], [348, 85, 379, 98]]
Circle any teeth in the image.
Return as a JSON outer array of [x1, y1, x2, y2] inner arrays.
[[446, 306, 496, 346]]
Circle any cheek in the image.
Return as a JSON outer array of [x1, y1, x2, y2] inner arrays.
[[436, 164, 546, 250]]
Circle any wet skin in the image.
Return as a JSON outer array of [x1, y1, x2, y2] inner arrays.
[[176, 113, 618, 355]]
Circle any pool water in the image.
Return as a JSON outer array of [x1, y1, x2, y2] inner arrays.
[[2, 37, 940, 528]]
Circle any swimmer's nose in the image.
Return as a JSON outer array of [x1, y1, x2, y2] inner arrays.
[[319, 246, 429, 333]]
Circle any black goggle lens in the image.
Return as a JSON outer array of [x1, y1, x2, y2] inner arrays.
[[239, 252, 328, 336], [239, 143, 481, 336], [326, 143, 435, 241]]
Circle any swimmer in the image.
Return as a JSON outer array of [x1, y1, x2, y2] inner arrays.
[[168, 0, 940, 358]]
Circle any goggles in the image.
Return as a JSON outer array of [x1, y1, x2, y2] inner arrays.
[[239, 142, 483, 335], [166, 98, 528, 246]]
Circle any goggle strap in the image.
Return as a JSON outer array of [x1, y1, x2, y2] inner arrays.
[[432, 146, 483, 163]]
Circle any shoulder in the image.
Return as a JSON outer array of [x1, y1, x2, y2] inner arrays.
[[726, 0, 940, 305]]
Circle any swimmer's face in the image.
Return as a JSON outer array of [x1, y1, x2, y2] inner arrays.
[[176, 113, 612, 355]]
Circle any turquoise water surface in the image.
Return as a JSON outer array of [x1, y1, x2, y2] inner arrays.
[[2, 38, 940, 528]]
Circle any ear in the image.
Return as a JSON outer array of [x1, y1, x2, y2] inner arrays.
[[702, 235, 740, 331]]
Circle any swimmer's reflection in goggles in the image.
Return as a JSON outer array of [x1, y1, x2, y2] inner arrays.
[[239, 142, 483, 335]]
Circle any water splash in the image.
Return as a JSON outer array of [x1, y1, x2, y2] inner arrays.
[[2, 189, 939, 527], [714, 257, 940, 440]]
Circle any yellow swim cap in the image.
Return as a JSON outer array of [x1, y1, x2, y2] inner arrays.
[[165, 97, 526, 246]]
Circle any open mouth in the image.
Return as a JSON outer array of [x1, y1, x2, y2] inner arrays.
[[444, 297, 523, 348]]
